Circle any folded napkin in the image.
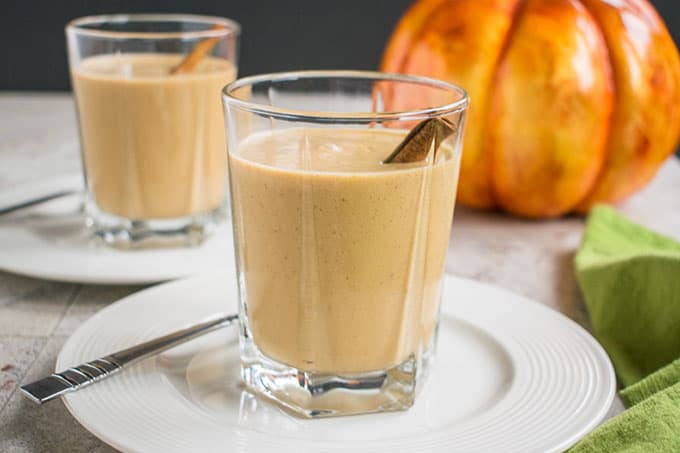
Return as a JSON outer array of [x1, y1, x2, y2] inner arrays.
[[569, 205, 680, 452]]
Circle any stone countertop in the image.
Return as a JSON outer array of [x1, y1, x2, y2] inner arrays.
[[1, 92, 679, 452]]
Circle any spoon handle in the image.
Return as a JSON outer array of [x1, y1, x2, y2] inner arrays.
[[20, 313, 238, 404], [0, 190, 77, 216]]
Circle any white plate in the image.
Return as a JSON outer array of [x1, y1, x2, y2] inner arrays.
[[0, 175, 233, 284], [57, 273, 615, 452]]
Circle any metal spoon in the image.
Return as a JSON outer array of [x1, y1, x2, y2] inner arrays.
[[20, 313, 239, 404], [0, 190, 79, 216]]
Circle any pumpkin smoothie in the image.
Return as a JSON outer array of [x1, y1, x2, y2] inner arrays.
[[72, 53, 236, 219], [229, 128, 459, 373]]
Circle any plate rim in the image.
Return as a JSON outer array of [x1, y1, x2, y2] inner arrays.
[[0, 174, 233, 285]]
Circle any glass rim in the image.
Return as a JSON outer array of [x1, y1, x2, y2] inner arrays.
[[222, 70, 469, 123], [65, 14, 241, 40]]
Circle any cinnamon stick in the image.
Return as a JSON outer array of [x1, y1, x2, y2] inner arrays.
[[171, 25, 224, 75], [383, 117, 456, 164]]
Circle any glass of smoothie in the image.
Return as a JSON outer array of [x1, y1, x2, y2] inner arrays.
[[222, 71, 468, 417], [66, 14, 240, 248]]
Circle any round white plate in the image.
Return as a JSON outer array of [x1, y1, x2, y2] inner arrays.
[[57, 273, 615, 452], [0, 175, 233, 284]]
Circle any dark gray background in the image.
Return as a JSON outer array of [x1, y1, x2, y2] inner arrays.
[[2, 0, 678, 91]]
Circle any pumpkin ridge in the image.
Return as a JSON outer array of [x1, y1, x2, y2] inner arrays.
[[575, 0, 680, 211], [487, 0, 614, 217], [571, 0, 621, 209], [486, 0, 530, 209]]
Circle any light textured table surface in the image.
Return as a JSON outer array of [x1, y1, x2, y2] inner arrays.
[[1, 92, 679, 452]]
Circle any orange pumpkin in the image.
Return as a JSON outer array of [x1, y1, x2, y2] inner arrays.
[[382, 0, 680, 218]]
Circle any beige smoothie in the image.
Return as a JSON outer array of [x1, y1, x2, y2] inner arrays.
[[72, 53, 236, 219], [229, 128, 459, 373]]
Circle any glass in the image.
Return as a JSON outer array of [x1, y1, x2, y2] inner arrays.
[[66, 14, 240, 248], [223, 71, 468, 417]]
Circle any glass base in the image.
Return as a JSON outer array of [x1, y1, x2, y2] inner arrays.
[[240, 334, 435, 418], [85, 200, 225, 249]]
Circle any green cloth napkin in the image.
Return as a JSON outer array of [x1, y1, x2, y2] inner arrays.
[[568, 379, 680, 452], [569, 205, 680, 452]]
